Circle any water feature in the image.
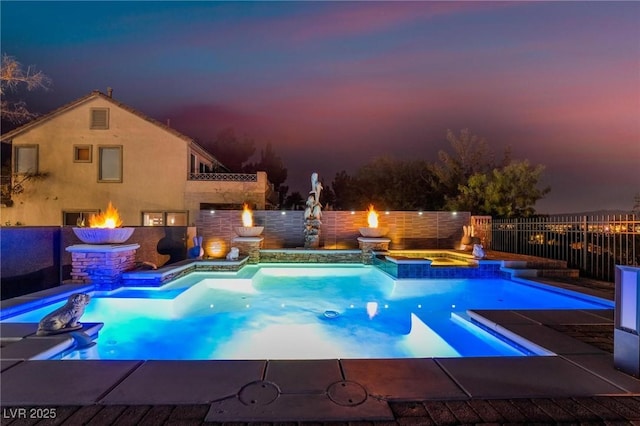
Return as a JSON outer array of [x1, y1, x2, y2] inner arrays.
[[303, 172, 323, 248]]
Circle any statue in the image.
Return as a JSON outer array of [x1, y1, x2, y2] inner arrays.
[[304, 172, 323, 248], [311, 172, 323, 205], [36, 293, 91, 336], [226, 247, 239, 261], [472, 244, 486, 259], [188, 236, 204, 259]]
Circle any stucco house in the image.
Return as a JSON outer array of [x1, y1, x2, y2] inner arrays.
[[0, 90, 273, 226]]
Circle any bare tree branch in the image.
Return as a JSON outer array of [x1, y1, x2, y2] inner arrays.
[[1, 53, 52, 123]]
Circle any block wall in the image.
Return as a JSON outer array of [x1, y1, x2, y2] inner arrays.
[[196, 210, 470, 257]]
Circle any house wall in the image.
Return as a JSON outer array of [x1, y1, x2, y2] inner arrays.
[[2, 97, 188, 226], [184, 171, 271, 221]]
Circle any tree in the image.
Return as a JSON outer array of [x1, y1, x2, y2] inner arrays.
[[433, 129, 510, 205], [451, 160, 550, 218], [355, 157, 437, 210], [208, 127, 256, 172], [331, 170, 359, 210], [243, 142, 288, 206], [331, 157, 439, 211], [283, 191, 304, 210], [1, 54, 51, 124], [632, 193, 640, 215]]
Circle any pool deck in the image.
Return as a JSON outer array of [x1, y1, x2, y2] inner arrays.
[[2, 259, 640, 424]]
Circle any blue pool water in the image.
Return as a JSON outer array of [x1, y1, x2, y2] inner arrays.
[[3, 264, 612, 360]]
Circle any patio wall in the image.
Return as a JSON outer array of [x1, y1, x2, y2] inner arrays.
[[1, 226, 194, 300], [196, 210, 469, 255]]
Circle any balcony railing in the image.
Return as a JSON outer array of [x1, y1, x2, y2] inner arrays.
[[188, 172, 257, 182]]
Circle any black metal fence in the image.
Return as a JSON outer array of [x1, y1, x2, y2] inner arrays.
[[492, 215, 640, 281]]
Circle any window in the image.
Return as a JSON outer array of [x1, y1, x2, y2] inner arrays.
[[190, 153, 197, 173], [74, 145, 92, 163], [142, 211, 188, 226], [90, 108, 109, 129], [166, 212, 188, 226], [14, 145, 38, 174], [63, 210, 98, 226], [98, 146, 122, 182]]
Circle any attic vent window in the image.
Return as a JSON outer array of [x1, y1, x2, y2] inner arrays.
[[90, 108, 109, 129]]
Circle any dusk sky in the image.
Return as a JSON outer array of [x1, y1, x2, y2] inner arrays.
[[2, 1, 638, 214]]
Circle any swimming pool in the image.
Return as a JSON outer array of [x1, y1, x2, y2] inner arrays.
[[2, 264, 612, 360]]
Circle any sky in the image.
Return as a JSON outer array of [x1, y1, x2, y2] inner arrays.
[[2, 1, 639, 214]]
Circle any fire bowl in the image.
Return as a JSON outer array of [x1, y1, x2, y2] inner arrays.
[[235, 226, 264, 237], [73, 227, 135, 244], [359, 227, 389, 238]]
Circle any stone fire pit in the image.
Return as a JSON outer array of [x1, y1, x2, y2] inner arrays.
[[235, 226, 264, 237], [359, 227, 389, 238], [73, 227, 135, 244]]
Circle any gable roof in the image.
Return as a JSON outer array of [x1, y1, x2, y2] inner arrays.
[[0, 90, 225, 169]]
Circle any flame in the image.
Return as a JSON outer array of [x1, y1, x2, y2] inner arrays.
[[89, 201, 123, 229], [242, 203, 253, 227], [367, 204, 379, 228]]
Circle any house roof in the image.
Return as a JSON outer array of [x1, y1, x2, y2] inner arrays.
[[0, 90, 227, 170]]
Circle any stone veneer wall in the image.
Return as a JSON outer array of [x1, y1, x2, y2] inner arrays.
[[68, 245, 138, 289], [196, 210, 469, 257], [259, 249, 362, 263]]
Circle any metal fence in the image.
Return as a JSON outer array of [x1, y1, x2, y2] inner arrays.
[[492, 215, 640, 282]]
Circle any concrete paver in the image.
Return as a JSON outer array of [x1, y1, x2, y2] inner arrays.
[[421, 401, 458, 425], [436, 356, 625, 398], [465, 399, 507, 423], [206, 393, 394, 422], [101, 360, 266, 404], [341, 358, 467, 400], [503, 399, 554, 423], [444, 400, 483, 423], [0, 360, 141, 405], [265, 359, 342, 394]]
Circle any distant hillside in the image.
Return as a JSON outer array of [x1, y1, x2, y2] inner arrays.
[[549, 209, 634, 217]]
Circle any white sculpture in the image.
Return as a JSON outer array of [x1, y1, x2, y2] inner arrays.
[[304, 195, 315, 220], [226, 247, 239, 261], [472, 244, 486, 259], [311, 172, 323, 204], [305, 172, 323, 248]]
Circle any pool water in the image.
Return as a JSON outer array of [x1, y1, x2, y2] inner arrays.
[[3, 264, 612, 360]]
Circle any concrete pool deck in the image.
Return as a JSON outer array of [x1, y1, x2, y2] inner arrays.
[[1, 269, 640, 423]]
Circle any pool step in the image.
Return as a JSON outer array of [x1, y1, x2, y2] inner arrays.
[[501, 259, 579, 279]]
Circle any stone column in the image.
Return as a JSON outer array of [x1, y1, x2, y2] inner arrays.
[[357, 237, 391, 264], [231, 236, 264, 264], [66, 244, 140, 290]]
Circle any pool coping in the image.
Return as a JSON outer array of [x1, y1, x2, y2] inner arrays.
[[1, 275, 638, 422]]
